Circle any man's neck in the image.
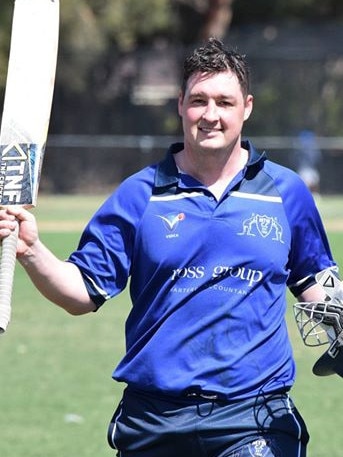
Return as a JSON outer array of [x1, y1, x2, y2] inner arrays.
[[175, 143, 248, 189]]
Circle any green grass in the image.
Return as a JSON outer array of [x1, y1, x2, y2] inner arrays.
[[0, 195, 343, 457]]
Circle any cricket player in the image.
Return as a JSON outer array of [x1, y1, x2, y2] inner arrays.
[[0, 38, 338, 457]]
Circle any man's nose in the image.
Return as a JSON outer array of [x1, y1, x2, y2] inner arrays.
[[202, 101, 219, 122]]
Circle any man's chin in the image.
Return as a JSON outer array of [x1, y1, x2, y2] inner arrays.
[[197, 139, 224, 152]]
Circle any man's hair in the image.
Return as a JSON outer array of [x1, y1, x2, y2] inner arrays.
[[181, 37, 250, 98]]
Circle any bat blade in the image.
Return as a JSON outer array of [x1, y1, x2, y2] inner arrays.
[[0, 0, 59, 333]]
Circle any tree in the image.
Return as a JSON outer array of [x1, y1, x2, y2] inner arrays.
[[174, 0, 234, 42], [231, 0, 343, 23], [0, 3, 15, 88], [202, 0, 235, 40], [2, 0, 343, 135]]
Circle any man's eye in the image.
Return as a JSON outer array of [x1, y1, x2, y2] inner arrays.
[[218, 100, 233, 107]]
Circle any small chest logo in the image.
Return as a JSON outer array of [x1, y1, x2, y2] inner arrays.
[[156, 212, 186, 232], [238, 213, 284, 243]]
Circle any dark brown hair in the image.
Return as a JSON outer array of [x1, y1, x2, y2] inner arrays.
[[181, 37, 250, 98]]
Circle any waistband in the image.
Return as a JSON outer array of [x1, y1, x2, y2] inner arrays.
[[125, 385, 290, 404]]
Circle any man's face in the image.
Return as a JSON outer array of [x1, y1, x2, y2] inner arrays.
[[178, 70, 253, 154]]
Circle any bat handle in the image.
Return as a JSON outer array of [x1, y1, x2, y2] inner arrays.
[[0, 223, 19, 334]]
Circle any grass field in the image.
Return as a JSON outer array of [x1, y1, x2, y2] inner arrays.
[[0, 194, 343, 457]]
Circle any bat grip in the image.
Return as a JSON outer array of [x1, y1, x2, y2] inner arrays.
[[0, 223, 19, 333]]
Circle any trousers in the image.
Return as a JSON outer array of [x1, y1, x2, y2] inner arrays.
[[107, 387, 309, 457]]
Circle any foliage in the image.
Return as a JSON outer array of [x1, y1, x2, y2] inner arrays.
[[98, 0, 175, 49], [231, 0, 343, 23], [1, 0, 343, 137], [0, 3, 14, 88], [2, 0, 343, 92]]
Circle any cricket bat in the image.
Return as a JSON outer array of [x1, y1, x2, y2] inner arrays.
[[0, 0, 59, 333]]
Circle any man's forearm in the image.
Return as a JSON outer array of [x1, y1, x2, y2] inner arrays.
[[18, 239, 97, 315]]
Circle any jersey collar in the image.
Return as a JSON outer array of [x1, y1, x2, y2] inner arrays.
[[154, 140, 266, 190]]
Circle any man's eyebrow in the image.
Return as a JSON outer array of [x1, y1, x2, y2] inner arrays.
[[188, 92, 236, 99], [188, 91, 206, 98], [188, 92, 238, 103]]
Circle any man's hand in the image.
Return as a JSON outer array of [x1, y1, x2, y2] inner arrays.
[[0, 206, 97, 315], [0, 206, 38, 257]]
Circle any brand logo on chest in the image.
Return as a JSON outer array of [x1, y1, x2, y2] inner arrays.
[[156, 212, 186, 238]]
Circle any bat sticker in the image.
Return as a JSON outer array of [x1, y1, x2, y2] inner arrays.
[[0, 143, 44, 206]]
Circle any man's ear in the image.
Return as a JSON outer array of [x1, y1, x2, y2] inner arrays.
[[178, 90, 184, 116], [244, 94, 254, 121]]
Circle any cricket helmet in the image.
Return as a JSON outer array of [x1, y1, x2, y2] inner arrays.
[[293, 301, 343, 377]]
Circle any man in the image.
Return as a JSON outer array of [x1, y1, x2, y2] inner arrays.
[[0, 38, 338, 456], [293, 129, 322, 194]]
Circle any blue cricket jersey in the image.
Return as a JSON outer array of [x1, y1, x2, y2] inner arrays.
[[68, 141, 335, 400]]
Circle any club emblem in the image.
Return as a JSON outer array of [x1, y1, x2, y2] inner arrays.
[[248, 439, 270, 457], [238, 213, 284, 243], [255, 215, 274, 238]]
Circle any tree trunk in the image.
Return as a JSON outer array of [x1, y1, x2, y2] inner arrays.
[[201, 0, 234, 40]]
